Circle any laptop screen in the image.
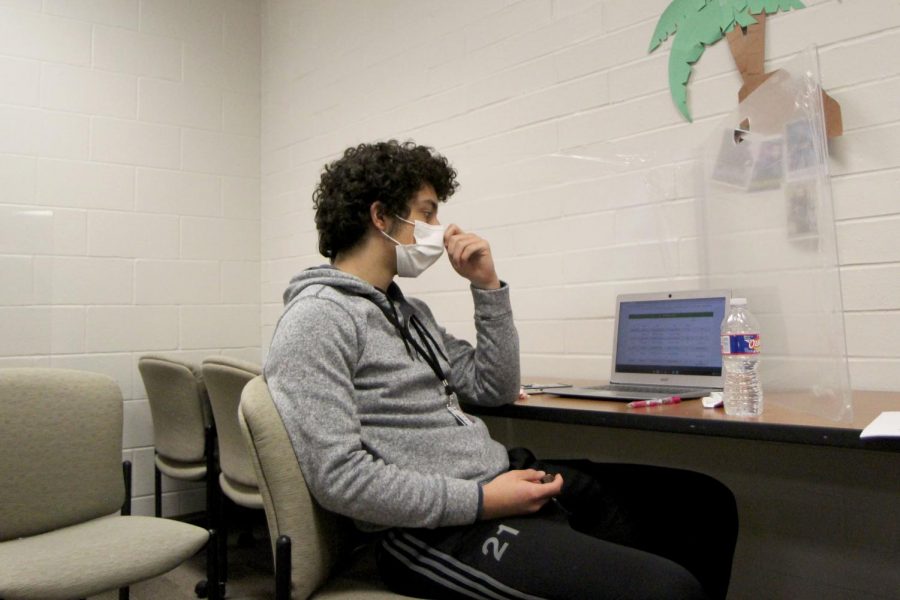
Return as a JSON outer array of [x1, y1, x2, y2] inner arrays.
[[615, 296, 727, 377]]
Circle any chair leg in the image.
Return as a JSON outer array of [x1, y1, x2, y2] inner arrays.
[[121, 461, 132, 516], [196, 528, 220, 600], [154, 460, 162, 518], [204, 425, 217, 530], [218, 494, 229, 584], [204, 425, 227, 595], [275, 535, 291, 600]]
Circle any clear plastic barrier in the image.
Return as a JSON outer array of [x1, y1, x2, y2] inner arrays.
[[697, 47, 852, 421]]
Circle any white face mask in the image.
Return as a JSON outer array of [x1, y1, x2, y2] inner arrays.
[[382, 216, 446, 278]]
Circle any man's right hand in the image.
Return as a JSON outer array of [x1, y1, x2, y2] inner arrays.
[[480, 469, 564, 520]]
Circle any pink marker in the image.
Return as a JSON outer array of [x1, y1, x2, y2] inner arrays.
[[626, 396, 681, 409]]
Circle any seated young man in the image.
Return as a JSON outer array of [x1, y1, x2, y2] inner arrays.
[[266, 140, 738, 600]]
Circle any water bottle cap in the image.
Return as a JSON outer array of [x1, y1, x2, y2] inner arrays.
[[730, 297, 747, 306]]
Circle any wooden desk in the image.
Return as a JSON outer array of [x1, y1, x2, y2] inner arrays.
[[467, 386, 900, 599], [468, 389, 900, 451]]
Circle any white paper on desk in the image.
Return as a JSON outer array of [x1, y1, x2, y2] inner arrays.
[[860, 412, 900, 439]]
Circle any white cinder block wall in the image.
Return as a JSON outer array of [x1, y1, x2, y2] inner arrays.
[[0, 1, 261, 516], [260, 0, 900, 394], [1, 0, 897, 527]]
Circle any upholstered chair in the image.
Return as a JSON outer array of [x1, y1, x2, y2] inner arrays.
[[0, 368, 212, 600], [238, 375, 413, 599], [201, 356, 264, 593]]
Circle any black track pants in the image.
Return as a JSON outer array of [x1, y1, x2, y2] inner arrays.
[[376, 449, 738, 600]]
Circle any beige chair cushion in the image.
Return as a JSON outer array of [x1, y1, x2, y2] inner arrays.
[[219, 472, 264, 509], [202, 356, 262, 489], [0, 369, 124, 540], [241, 376, 422, 599], [155, 453, 207, 480], [0, 515, 208, 600], [139, 354, 209, 463]]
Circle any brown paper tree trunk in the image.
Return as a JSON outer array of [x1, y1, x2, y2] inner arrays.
[[726, 12, 842, 137]]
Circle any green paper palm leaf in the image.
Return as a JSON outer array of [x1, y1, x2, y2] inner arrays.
[[748, 0, 805, 12], [650, 0, 805, 121], [648, 0, 709, 52]]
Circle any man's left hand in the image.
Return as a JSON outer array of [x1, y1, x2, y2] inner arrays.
[[444, 224, 500, 289]]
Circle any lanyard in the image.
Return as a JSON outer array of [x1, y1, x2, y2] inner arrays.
[[362, 287, 473, 426], [404, 317, 472, 426], [406, 315, 454, 397]]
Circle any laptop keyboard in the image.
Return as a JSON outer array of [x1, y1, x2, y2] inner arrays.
[[586, 384, 708, 394]]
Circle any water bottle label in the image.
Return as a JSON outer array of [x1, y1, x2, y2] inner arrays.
[[721, 333, 760, 355]]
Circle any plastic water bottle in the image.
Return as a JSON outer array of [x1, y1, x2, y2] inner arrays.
[[721, 298, 763, 416]]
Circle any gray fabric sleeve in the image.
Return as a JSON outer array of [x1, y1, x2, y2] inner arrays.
[[428, 282, 521, 408], [266, 295, 481, 530]]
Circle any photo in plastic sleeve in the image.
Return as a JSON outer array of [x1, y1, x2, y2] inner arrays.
[[784, 180, 819, 244], [711, 129, 754, 189], [748, 136, 785, 191], [784, 119, 821, 180]]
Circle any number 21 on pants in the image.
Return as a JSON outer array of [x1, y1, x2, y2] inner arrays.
[[482, 524, 520, 562]]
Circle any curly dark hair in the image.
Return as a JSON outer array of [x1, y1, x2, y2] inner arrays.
[[313, 140, 459, 258]]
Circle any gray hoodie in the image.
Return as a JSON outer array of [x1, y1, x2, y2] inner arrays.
[[265, 266, 520, 531]]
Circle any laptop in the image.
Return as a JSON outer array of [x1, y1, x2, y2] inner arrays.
[[549, 289, 730, 401]]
